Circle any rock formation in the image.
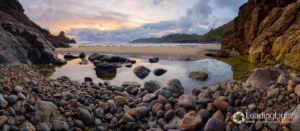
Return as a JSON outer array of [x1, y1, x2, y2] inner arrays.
[[221, 0, 300, 67], [0, 0, 71, 65]]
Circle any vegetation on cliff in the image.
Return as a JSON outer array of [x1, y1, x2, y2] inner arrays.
[[55, 31, 76, 43], [197, 20, 234, 43], [130, 33, 200, 43]]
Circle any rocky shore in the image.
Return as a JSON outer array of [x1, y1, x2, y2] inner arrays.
[[0, 61, 300, 131]]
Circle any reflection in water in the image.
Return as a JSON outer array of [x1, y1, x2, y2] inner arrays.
[[35, 54, 260, 94]]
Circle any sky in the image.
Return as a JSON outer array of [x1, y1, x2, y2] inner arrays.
[[19, 0, 247, 43]]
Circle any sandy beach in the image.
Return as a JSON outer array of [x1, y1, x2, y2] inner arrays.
[[56, 45, 221, 60]]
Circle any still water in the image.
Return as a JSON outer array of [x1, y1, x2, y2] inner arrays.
[[36, 54, 262, 94]]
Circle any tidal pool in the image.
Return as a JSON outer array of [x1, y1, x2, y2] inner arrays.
[[35, 54, 262, 94]]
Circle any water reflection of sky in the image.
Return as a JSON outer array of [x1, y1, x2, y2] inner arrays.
[[47, 55, 233, 93]]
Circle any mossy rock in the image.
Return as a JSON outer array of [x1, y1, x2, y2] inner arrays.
[[249, 53, 260, 63]]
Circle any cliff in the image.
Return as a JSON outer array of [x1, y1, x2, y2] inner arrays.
[[130, 33, 200, 43], [0, 0, 70, 48], [198, 20, 234, 43], [221, 0, 300, 67], [56, 31, 77, 44], [0, 0, 69, 65]]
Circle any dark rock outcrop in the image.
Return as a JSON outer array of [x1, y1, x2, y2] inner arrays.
[[204, 51, 228, 58], [0, 0, 70, 48], [221, 0, 300, 67], [149, 57, 159, 63], [153, 69, 167, 76], [133, 65, 151, 79]]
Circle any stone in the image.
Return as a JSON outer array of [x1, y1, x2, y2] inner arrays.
[[7, 95, 18, 104], [19, 121, 36, 131], [0, 116, 8, 127], [133, 65, 151, 79], [55, 59, 67, 65], [94, 108, 105, 118], [115, 97, 129, 107], [79, 52, 86, 58], [122, 113, 136, 124], [142, 93, 156, 102], [157, 110, 166, 119], [153, 69, 167, 76], [204, 118, 226, 131], [290, 104, 300, 130], [277, 74, 289, 87], [52, 120, 68, 131], [78, 109, 93, 126], [157, 95, 168, 104], [197, 109, 211, 122], [204, 51, 228, 57], [246, 68, 281, 89], [79, 59, 89, 65], [137, 106, 149, 119], [212, 110, 225, 121], [166, 79, 184, 97], [149, 57, 159, 63], [39, 123, 50, 131], [0, 94, 8, 108], [152, 103, 164, 116], [229, 51, 240, 56], [144, 80, 161, 93], [109, 117, 118, 128], [95, 61, 117, 76], [164, 110, 175, 121], [128, 108, 140, 120], [267, 88, 279, 98], [280, 116, 291, 126], [14, 86, 23, 93], [176, 111, 203, 131], [213, 100, 231, 112], [188, 71, 208, 81], [178, 94, 197, 110], [34, 100, 58, 122], [211, 85, 221, 93], [295, 84, 300, 97]]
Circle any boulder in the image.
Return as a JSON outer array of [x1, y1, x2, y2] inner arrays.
[[79, 59, 88, 65], [149, 57, 159, 63], [79, 52, 86, 58], [153, 68, 167, 76], [64, 54, 79, 59], [133, 65, 151, 79], [54, 58, 67, 65], [188, 71, 208, 81], [246, 68, 282, 89], [95, 61, 117, 76], [290, 104, 300, 130], [166, 79, 184, 97], [204, 51, 228, 57], [144, 80, 161, 93], [88, 53, 106, 61]]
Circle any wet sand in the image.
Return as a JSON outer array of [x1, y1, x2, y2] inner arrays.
[[56, 45, 221, 60]]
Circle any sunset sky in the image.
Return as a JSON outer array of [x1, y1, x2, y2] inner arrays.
[[19, 0, 247, 43]]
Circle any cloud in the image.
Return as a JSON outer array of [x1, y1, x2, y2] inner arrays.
[[19, 0, 246, 43], [213, 0, 248, 12]]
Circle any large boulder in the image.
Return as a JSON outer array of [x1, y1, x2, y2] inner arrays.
[[166, 79, 184, 97], [88, 53, 106, 61], [188, 71, 208, 81], [204, 51, 228, 57], [246, 68, 282, 89], [133, 65, 151, 79], [95, 61, 117, 76], [54, 58, 67, 65]]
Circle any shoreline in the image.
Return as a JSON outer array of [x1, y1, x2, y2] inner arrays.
[[56, 45, 221, 60]]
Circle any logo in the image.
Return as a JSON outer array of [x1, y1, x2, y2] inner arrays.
[[233, 111, 245, 124]]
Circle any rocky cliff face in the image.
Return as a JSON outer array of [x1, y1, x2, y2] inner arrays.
[[221, 0, 300, 67], [0, 0, 72, 65], [0, 0, 70, 48], [0, 0, 66, 65]]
